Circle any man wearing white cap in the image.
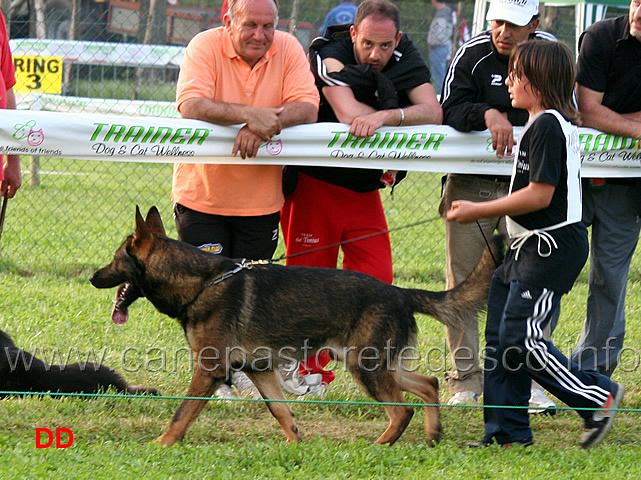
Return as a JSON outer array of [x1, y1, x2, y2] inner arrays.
[[439, 0, 557, 412]]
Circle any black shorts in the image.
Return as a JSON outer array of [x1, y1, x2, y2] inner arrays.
[[173, 203, 280, 260]]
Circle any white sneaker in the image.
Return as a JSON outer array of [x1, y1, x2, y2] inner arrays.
[[214, 383, 236, 400], [232, 372, 262, 399], [447, 391, 479, 405], [529, 385, 556, 415], [277, 362, 309, 396], [298, 376, 329, 400]]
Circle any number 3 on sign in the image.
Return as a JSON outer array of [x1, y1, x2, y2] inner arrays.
[[13, 56, 63, 94], [24, 73, 42, 90]]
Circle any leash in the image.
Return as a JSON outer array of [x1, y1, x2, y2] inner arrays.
[[475, 219, 502, 268], [0, 196, 7, 246], [272, 215, 443, 263], [206, 216, 443, 284], [205, 258, 271, 287], [209, 217, 497, 285]]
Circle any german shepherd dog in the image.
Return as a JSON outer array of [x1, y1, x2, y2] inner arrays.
[[90, 206, 503, 447], [0, 329, 159, 398]]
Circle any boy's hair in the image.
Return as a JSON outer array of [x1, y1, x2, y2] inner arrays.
[[354, 0, 401, 33], [509, 40, 580, 125]]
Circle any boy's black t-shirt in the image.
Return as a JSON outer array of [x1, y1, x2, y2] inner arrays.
[[501, 113, 588, 294]]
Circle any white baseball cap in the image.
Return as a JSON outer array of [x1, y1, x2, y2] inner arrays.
[[486, 0, 539, 27]]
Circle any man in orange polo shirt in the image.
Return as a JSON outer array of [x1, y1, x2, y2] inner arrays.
[[173, 0, 319, 398]]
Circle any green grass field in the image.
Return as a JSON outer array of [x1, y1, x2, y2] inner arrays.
[[1, 163, 640, 478]]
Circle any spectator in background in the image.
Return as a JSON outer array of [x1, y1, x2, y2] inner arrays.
[[427, 0, 454, 95], [573, 0, 641, 376], [320, 0, 358, 36], [439, 0, 558, 412], [173, 0, 319, 399], [278, 0, 442, 399], [0, 9, 21, 199]]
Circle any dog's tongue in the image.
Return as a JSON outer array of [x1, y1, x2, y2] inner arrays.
[[111, 284, 130, 324], [111, 306, 129, 324]]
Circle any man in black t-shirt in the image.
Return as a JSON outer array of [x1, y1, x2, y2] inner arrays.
[[574, 0, 641, 377]]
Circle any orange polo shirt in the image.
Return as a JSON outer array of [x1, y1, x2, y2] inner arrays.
[[172, 28, 319, 216]]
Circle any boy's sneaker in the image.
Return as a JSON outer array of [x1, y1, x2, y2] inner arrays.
[[581, 382, 625, 449], [529, 385, 557, 415], [448, 391, 479, 405], [232, 371, 262, 399]]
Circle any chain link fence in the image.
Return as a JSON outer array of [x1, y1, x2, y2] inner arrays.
[[2, 0, 638, 281]]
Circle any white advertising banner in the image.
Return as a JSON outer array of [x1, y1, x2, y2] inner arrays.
[[2, 110, 641, 177], [9, 39, 185, 68]]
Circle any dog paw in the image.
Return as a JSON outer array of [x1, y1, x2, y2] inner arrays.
[[154, 433, 178, 447]]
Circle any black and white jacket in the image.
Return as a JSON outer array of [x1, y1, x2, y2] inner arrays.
[[440, 30, 556, 132]]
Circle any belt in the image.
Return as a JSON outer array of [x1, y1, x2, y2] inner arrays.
[[448, 173, 510, 183], [472, 174, 511, 183]]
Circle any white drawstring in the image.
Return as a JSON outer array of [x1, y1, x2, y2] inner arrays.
[[509, 229, 558, 261]]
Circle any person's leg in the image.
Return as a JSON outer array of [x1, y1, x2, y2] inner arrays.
[[229, 212, 280, 260], [481, 272, 533, 444], [341, 190, 393, 284], [573, 184, 641, 376], [299, 351, 336, 385], [280, 193, 293, 248], [281, 173, 341, 269], [173, 205, 245, 397], [441, 175, 507, 400], [279, 174, 346, 392], [226, 214, 280, 398], [173, 203, 230, 254], [508, 282, 624, 447]]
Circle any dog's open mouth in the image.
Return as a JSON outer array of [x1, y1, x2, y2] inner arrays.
[[112, 282, 141, 324]]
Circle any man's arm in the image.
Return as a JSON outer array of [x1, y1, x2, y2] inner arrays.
[[277, 100, 318, 128], [441, 41, 516, 158], [483, 109, 516, 159], [322, 58, 442, 138], [576, 84, 641, 139], [440, 50, 493, 132], [231, 100, 317, 159], [180, 97, 284, 140], [344, 83, 442, 138], [180, 97, 317, 159]]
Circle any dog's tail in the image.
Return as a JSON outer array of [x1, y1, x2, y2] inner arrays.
[[406, 235, 505, 329]]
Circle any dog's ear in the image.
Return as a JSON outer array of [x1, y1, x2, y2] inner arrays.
[[145, 206, 166, 236], [133, 205, 153, 246]]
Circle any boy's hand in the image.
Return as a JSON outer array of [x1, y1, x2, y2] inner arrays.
[[446, 200, 479, 224]]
